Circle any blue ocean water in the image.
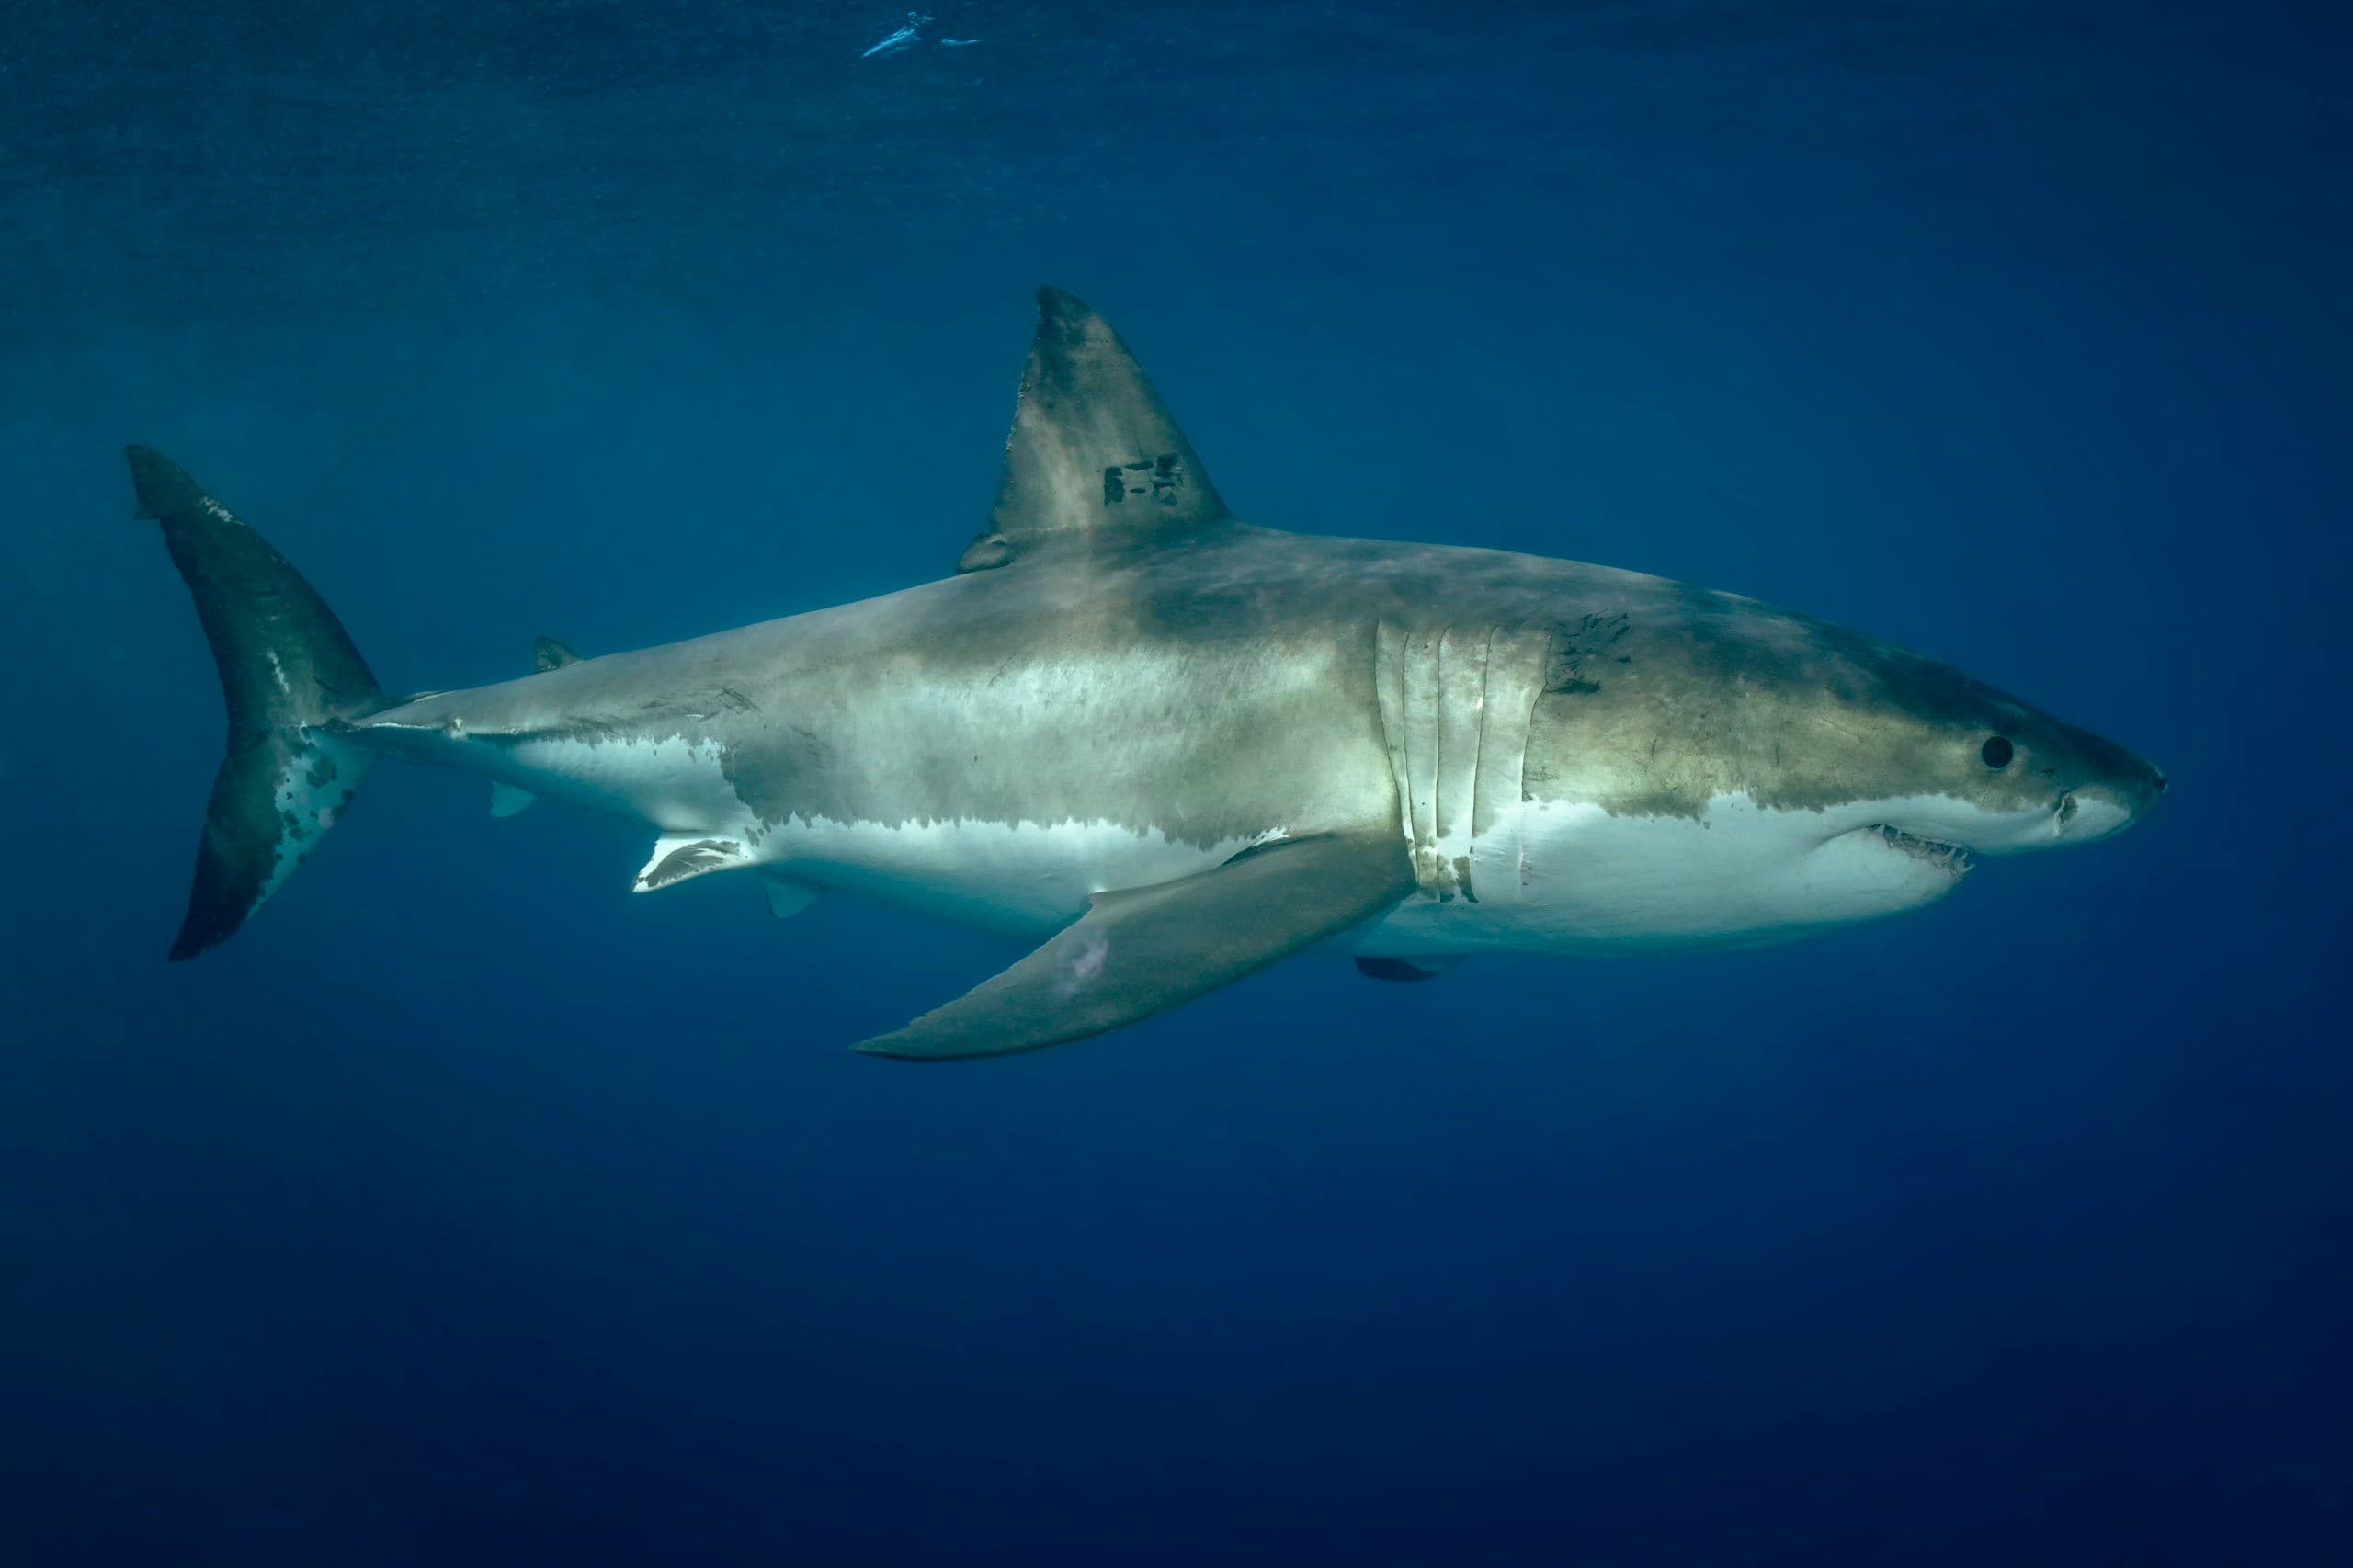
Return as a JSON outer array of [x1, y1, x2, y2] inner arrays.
[[3, 2, 2346, 1562]]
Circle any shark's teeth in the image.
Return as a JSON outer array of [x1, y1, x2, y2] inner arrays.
[[1872, 824, 1973, 874]]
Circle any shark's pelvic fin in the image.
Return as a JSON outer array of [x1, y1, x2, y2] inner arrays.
[[488, 782, 538, 818], [129, 447, 387, 960], [759, 872, 820, 919], [1354, 955, 1467, 983], [856, 833, 1415, 1060], [956, 284, 1230, 573], [532, 635, 582, 672], [632, 833, 756, 893]]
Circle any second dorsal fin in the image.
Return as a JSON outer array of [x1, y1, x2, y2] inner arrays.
[[533, 636, 582, 672], [957, 286, 1229, 572]]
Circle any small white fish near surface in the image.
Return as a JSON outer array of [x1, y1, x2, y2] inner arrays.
[[861, 12, 931, 58]]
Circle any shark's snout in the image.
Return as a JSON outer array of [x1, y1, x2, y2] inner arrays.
[[2058, 755, 2167, 845]]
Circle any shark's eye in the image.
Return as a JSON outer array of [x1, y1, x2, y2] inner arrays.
[[1981, 735, 2016, 769]]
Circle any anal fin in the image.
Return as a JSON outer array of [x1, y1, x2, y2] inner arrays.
[[857, 832, 1414, 1060]]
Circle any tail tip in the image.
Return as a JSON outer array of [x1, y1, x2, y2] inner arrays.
[[166, 899, 236, 963], [125, 445, 201, 521]]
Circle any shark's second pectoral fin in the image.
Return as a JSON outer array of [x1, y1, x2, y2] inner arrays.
[[856, 833, 1415, 1061]]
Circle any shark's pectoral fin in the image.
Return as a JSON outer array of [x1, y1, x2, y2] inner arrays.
[[856, 833, 1415, 1061], [632, 833, 755, 892]]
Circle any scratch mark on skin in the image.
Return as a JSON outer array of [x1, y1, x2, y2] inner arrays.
[[1058, 932, 1109, 996]]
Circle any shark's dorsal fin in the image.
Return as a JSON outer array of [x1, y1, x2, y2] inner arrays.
[[533, 636, 582, 672], [957, 285, 1229, 572]]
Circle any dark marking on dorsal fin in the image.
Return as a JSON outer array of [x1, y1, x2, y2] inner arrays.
[[533, 636, 582, 672], [956, 285, 1229, 573]]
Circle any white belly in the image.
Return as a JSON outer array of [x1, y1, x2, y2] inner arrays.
[[502, 733, 750, 830], [766, 814, 1271, 936]]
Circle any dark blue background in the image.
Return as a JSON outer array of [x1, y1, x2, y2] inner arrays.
[[5, 3, 2346, 1562]]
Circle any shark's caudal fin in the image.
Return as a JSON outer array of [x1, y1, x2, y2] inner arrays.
[[129, 447, 388, 960]]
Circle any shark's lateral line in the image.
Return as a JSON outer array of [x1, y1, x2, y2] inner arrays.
[[133, 286, 2166, 1059]]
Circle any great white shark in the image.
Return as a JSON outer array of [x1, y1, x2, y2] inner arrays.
[[133, 286, 2165, 1058]]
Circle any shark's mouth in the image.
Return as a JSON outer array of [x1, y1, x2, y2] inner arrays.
[[1870, 824, 1974, 875]]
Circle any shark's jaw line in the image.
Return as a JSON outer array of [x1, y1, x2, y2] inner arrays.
[[1861, 823, 1975, 873], [1358, 788, 2018, 957], [129, 284, 2164, 1059]]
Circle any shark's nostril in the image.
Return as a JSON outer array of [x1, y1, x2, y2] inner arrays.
[[2153, 770, 2169, 795], [2056, 792, 2080, 828]]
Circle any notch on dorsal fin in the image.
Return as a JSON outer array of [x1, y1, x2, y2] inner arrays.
[[957, 285, 1229, 572], [533, 636, 582, 672]]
